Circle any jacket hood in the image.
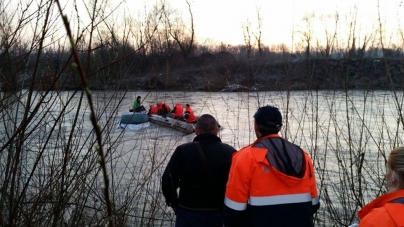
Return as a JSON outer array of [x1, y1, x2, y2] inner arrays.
[[251, 134, 307, 187], [250, 146, 307, 187], [358, 189, 404, 219]]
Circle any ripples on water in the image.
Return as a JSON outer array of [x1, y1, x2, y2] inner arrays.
[[1, 90, 402, 226]]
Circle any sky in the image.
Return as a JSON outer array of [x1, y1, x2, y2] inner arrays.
[[128, 0, 403, 48]]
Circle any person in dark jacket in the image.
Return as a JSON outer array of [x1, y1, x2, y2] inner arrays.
[[162, 114, 236, 227], [223, 105, 320, 227]]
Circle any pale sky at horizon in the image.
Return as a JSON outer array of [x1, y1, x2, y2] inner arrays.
[[128, 0, 403, 48]]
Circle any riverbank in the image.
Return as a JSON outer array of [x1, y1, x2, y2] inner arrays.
[[94, 58, 403, 92]]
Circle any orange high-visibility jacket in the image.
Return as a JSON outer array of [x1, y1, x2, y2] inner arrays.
[[358, 189, 404, 227], [172, 103, 184, 118], [157, 102, 171, 113], [223, 134, 320, 227], [185, 106, 197, 123], [149, 105, 158, 114]]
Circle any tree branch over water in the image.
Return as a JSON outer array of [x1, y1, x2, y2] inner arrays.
[[55, 1, 114, 226]]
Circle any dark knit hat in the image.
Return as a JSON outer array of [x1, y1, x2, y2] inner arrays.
[[253, 105, 282, 128]]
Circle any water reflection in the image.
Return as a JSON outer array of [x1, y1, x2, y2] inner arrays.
[[1, 90, 402, 226]]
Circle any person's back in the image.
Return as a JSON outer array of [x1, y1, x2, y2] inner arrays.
[[133, 96, 141, 110], [171, 103, 184, 119], [148, 105, 158, 115], [162, 114, 236, 227], [223, 105, 320, 227], [157, 102, 171, 116], [131, 96, 142, 112], [162, 103, 171, 113], [184, 104, 197, 123], [359, 193, 404, 227]]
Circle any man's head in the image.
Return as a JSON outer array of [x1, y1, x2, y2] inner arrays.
[[195, 114, 219, 135], [253, 105, 283, 137], [186, 104, 190, 108], [137, 96, 141, 100]]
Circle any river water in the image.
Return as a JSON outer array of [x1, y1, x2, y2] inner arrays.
[[108, 90, 404, 226], [2, 89, 404, 226]]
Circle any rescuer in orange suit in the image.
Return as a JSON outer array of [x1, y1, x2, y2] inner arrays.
[[148, 104, 158, 115], [357, 147, 404, 227], [157, 102, 171, 116], [184, 104, 197, 123], [171, 103, 184, 120], [223, 105, 320, 227]]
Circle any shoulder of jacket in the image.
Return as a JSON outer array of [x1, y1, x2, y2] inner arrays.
[[220, 143, 236, 151], [177, 142, 196, 150], [302, 150, 314, 161], [234, 145, 266, 159], [360, 206, 393, 227]]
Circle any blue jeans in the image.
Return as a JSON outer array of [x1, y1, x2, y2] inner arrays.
[[175, 206, 223, 227]]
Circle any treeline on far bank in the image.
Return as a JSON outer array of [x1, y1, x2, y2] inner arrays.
[[1, 44, 403, 92]]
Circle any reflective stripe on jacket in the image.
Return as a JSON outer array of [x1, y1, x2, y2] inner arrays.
[[358, 189, 404, 227], [223, 134, 320, 227]]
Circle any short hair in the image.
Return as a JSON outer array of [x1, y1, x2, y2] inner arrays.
[[195, 114, 218, 134], [186, 104, 190, 107], [388, 147, 404, 189], [256, 124, 281, 135]]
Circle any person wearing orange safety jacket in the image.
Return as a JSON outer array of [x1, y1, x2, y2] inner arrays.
[[157, 102, 171, 116], [171, 103, 184, 120], [184, 104, 197, 123], [357, 147, 404, 227], [223, 105, 320, 227], [148, 104, 158, 115]]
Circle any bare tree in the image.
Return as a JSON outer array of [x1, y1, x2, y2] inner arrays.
[[163, 0, 195, 59], [298, 13, 315, 60], [253, 6, 263, 57], [319, 13, 339, 58]]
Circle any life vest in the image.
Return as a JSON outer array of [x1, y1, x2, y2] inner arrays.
[[185, 106, 197, 123], [173, 103, 183, 118], [157, 102, 170, 113], [163, 103, 171, 112], [149, 105, 158, 114], [157, 102, 164, 111]]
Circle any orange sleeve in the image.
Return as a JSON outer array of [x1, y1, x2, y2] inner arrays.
[[304, 152, 320, 212], [308, 157, 319, 198], [225, 147, 254, 210]]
